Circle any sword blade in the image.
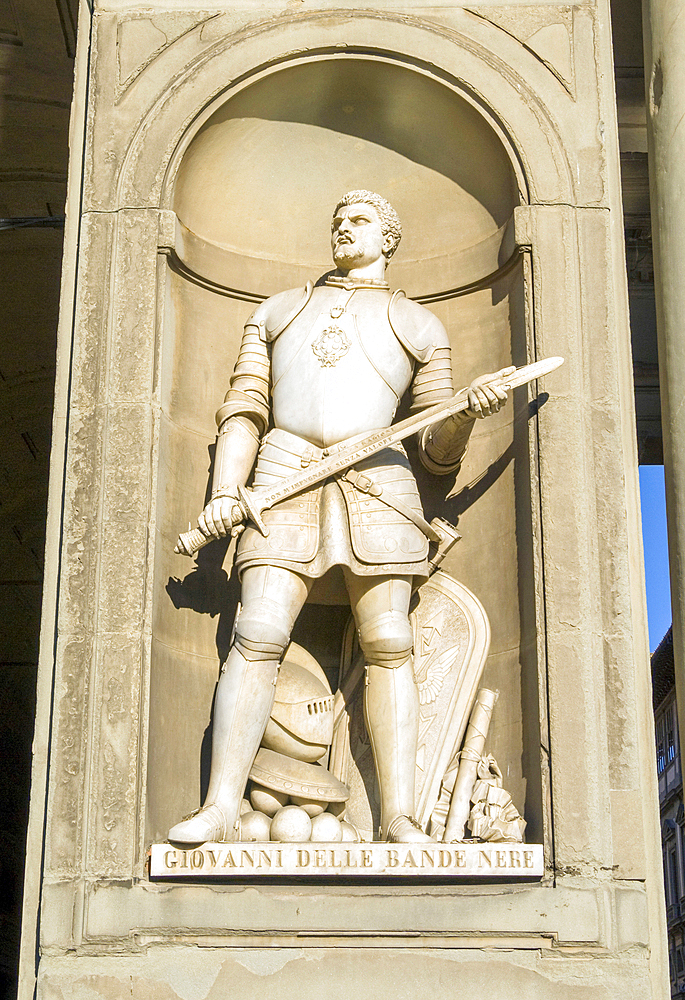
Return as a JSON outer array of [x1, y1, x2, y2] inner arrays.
[[248, 355, 564, 516], [175, 356, 563, 555]]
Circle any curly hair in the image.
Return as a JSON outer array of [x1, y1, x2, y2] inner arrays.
[[332, 190, 402, 260]]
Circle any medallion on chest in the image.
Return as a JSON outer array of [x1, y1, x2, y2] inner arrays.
[[311, 289, 357, 367], [311, 321, 352, 367]]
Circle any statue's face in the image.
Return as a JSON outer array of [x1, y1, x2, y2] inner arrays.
[[331, 202, 392, 270]]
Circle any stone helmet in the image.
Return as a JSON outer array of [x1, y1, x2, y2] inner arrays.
[[261, 645, 335, 763]]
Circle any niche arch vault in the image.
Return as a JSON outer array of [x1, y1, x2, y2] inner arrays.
[[22, 4, 666, 999]]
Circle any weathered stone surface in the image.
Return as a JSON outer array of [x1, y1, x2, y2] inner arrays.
[[36, 945, 653, 1000], [87, 633, 143, 874], [70, 213, 114, 411], [44, 634, 94, 874], [108, 211, 159, 402], [72, 879, 608, 945]]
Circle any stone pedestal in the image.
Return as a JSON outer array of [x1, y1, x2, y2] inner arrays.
[[19, 0, 668, 997]]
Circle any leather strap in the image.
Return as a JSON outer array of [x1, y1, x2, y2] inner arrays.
[[341, 468, 441, 543]]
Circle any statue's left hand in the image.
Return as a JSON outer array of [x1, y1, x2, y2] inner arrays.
[[466, 366, 516, 419]]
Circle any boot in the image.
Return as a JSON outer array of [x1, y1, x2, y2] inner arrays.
[[364, 659, 434, 843], [168, 647, 277, 843]]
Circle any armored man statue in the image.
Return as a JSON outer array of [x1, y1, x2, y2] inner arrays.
[[169, 191, 511, 845]]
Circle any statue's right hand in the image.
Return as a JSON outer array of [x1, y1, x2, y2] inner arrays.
[[198, 490, 244, 539]]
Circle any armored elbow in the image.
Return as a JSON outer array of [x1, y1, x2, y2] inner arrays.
[[419, 411, 474, 475]]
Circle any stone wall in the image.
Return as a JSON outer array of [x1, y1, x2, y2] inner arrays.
[[19, 1, 668, 997]]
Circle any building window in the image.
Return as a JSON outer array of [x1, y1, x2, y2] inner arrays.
[[657, 714, 667, 773], [670, 847, 679, 906], [668, 703, 677, 762], [656, 700, 680, 773]]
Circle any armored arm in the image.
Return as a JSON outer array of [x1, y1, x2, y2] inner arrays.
[[412, 344, 476, 476], [199, 317, 270, 539], [389, 293, 476, 476], [211, 320, 269, 498], [198, 285, 314, 539], [410, 333, 512, 476]]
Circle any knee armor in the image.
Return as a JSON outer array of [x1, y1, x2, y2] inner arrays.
[[358, 611, 413, 668], [234, 597, 292, 662]]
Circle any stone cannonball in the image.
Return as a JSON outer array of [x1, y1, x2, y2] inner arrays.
[[270, 805, 313, 843], [250, 783, 290, 817], [290, 794, 325, 817], [239, 810, 272, 842], [340, 821, 360, 843], [310, 812, 343, 842]]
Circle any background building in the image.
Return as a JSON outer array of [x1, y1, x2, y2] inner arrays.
[[652, 629, 685, 997]]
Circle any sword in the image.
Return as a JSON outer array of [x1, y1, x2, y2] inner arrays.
[[175, 356, 563, 556]]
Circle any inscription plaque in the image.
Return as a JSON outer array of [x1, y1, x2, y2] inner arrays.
[[150, 842, 543, 878]]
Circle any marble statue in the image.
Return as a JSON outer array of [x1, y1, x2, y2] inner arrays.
[[168, 190, 513, 845]]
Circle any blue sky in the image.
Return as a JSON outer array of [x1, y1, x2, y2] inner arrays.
[[640, 465, 672, 651]]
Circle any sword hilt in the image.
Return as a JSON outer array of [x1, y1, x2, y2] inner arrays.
[[174, 523, 247, 557], [237, 485, 269, 537], [174, 526, 209, 556], [174, 492, 255, 557]]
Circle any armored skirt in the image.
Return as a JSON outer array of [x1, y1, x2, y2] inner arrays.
[[235, 428, 430, 579]]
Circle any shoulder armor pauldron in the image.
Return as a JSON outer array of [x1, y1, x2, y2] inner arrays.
[[388, 290, 448, 363], [247, 282, 314, 342]]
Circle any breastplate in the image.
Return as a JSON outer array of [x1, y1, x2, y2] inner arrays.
[[271, 289, 414, 448]]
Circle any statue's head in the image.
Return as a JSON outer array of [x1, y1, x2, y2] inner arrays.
[[331, 190, 402, 271]]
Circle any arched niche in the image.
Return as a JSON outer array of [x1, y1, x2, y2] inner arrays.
[[148, 54, 541, 847], [172, 57, 518, 296]]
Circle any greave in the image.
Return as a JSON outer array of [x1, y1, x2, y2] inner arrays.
[[206, 646, 278, 823], [364, 658, 420, 837], [168, 646, 277, 843]]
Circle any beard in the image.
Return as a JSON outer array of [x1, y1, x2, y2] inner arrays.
[[333, 240, 364, 268]]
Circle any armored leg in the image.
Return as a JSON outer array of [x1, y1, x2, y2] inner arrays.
[[168, 565, 311, 844], [345, 572, 433, 843]]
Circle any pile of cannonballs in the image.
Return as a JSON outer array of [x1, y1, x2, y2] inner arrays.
[[239, 783, 360, 843]]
